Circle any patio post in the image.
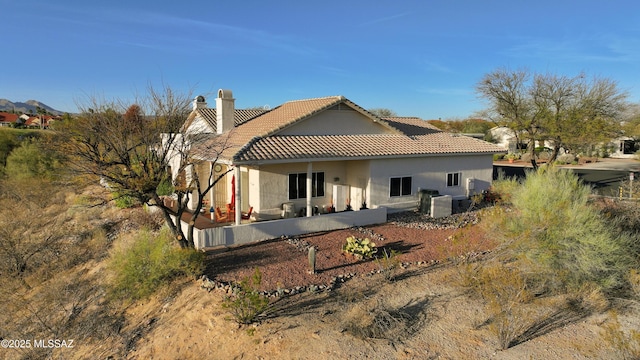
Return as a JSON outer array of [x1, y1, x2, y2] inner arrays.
[[306, 162, 312, 217], [234, 166, 241, 225], [209, 162, 215, 221]]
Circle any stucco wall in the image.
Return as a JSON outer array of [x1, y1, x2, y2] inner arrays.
[[245, 154, 493, 218], [370, 154, 494, 212], [253, 161, 348, 219], [186, 116, 213, 135], [277, 109, 391, 136], [193, 207, 388, 249], [249, 160, 376, 220]]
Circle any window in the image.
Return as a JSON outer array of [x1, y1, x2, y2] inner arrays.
[[447, 172, 460, 187], [390, 176, 412, 197], [288, 172, 325, 199]]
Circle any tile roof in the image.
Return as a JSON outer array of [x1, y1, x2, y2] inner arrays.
[[382, 117, 442, 135], [228, 96, 361, 145], [0, 112, 19, 123], [190, 95, 505, 164], [187, 108, 267, 133], [233, 133, 504, 162]]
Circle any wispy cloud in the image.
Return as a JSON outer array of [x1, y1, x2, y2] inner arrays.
[[357, 12, 411, 27], [420, 60, 455, 74], [416, 87, 471, 96], [504, 34, 640, 64], [123, 12, 322, 57], [317, 65, 352, 77]]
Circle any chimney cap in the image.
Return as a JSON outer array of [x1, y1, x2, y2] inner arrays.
[[217, 89, 234, 99]]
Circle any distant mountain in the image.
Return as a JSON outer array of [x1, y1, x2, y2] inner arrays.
[[0, 99, 64, 116]]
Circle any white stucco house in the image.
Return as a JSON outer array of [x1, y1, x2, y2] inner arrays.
[[174, 89, 504, 221]]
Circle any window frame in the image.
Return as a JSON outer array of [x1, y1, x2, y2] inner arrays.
[[446, 172, 461, 187], [389, 176, 412, 197], [288, 171, 325, 200]]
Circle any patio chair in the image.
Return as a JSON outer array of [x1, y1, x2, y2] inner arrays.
[[226, 203, 236, 221], [241, 206, 253, 220], [214, 207, 228, 223]]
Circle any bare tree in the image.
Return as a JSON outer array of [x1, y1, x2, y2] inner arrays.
[[477, 68, 627, 166], [0, 178, 69, 275], [477, 68, 544, 168], [55, 85, 231, 248]]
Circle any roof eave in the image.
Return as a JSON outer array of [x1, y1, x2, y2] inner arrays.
[[231, 151, 502, 166]]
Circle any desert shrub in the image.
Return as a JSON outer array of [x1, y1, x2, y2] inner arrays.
[[489, 172, 521, 205], [537, 151, 551, 161], [5, 139, 60, 180], [470, 263, 534, 349], [556, 153, 576, 165], [222, 267, 270, 324], [0, 178, 70, 275], [627, 269, 640, 299], [108, 228, 204, 300], [375, 248, 401, 282], [112, 191, 139, 208], [601, 310, 640, 359], [341, 297, 425, 341], [499, 168, 633, 294], [505, 152, 520, 161], [343, 236, 377, 259]]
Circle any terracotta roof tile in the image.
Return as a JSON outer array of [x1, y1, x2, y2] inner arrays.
[[191, 96, 505, 163], [0, 112, 19, 123], [190, 108, 267, 132], [382, 117, 442, 135], [233, 133, 504, 162]]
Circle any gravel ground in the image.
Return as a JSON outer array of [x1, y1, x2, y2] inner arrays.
[[204, 211, 492, 292]]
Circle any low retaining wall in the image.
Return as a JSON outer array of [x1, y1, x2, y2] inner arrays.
[[191, 207, 388, 249]]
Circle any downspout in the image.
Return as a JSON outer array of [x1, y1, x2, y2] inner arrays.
[[306, 162, 312, 217]]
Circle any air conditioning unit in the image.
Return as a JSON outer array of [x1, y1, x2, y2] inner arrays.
[[431, 195, 452, 218]]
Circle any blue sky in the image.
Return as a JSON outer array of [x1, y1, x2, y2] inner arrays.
[[2, 0, 640, 119]]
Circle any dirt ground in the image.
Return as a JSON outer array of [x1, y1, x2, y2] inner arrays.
[[122, 212, 633, 359], [4, 187, 636, 360], [124, 266, 624, 360]]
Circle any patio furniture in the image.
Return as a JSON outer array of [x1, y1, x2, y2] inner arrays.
[[226, 203, 236, 221], [214, 207, 229, 223], [241, 206, 253, 220]]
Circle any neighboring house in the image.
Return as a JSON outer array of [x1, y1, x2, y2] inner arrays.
[[0, 112, 18, 127], [173, 89, 505, 226], [489, 126, 530, 153], [491, 126, 638, 158], [25, 115, 55, 128], [610, 136, 639, 158]]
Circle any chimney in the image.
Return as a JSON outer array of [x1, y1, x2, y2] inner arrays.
[[193, 95, 207, 110], [216, 89, 235, 134]]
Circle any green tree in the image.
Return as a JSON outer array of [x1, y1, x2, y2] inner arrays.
[[476, 68, 627, 166], [368, 108, 397, 118]]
